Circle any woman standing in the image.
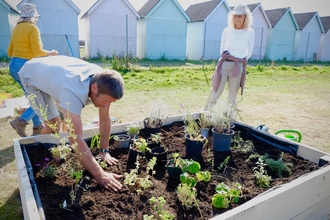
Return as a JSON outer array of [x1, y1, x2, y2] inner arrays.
[[8, 3, 58, 137], [205, 4, 254, 110]]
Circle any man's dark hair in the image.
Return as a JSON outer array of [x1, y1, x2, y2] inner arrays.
[[91, 69, 124, 99]]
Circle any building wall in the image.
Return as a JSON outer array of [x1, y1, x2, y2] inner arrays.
[[318, 31, 330, 61], [186, 22, 204, 60], [266, 13, 296, 61], [293, 17, 322, 61], [203, 4, 228, 60], [24, 0, 80, 57], [84, 0, 138, 58], [141, 0, 188, 60], [0, 3, 19, 57], [251, 8, 269, 60]]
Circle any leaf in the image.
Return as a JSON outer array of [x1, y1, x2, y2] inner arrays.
[[212, 194, 229, 208]]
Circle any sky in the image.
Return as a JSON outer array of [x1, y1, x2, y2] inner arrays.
[[71, 0, 330, 17]]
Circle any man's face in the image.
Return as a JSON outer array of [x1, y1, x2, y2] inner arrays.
[[90, 83, 117, 108], [92, 93, 116, 108]]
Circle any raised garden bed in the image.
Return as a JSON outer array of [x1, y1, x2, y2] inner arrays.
[[14, 115, 330, 220]]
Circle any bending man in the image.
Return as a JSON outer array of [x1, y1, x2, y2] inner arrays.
[[19, 55, 124, 191]]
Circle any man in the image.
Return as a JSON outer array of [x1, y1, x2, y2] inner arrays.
[[19, 55, 124, 191]]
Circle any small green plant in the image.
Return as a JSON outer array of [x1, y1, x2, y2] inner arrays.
[[180, 103, 201, 139], [127, 122, 140, 135], [232, 131, 255, 153], [264, 152, 293, 178], [150, 133, 163, 144], [69, 176, 90, 206], [143, 196, 174, 220], [176, 183, 198, 209], [96, 158, 107, 169], [253, 157, 271, 188], [146, 157, 157, 176], [212, 182, 242, 209], [90, 134, 101, 150], [124, 160, 153, 194], [133, 138, 150, 153], [217, 156, 230, 173]]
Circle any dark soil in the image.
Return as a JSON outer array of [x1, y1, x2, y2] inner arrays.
[[24, 121, 319, 220]]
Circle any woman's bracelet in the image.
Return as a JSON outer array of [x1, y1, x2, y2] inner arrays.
[[99, 149, 109, 153]]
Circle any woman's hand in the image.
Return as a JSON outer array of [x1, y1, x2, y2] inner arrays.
[[48, 50, 58, 56]]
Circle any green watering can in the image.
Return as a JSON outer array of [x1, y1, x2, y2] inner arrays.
[[275, 130, 302, 143]]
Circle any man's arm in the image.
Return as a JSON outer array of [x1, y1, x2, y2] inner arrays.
[[66, 111, 122, 191], [96, 106, 119, 165]]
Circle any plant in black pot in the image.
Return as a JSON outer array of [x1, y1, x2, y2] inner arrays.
[[128, 138, 150, 164], [197, 112, 212, 139], [182, 105, 207, 160], [143, 100, 168, 138], [146, 133, 168, 166], [209, 101, 238, 152]]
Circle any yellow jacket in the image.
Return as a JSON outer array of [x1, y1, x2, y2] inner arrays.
[[7, 22, 48, 60]]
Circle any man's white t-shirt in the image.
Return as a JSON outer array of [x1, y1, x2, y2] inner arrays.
[[19, 55, 103, 115]]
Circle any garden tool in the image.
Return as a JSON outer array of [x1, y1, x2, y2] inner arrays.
[[275, 130, 302, 143]]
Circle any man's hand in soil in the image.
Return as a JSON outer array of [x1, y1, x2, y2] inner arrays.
[[96, 152, 119, 166], [98, 172, 123, 191]]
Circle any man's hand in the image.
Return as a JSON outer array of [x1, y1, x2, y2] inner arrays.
[[96, 152, 119, 166], [97, 172, 123, 191]]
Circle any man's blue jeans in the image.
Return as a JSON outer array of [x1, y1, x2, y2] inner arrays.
[[9, 57, 42, 127]]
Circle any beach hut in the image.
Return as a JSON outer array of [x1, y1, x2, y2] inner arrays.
[[185, 0, 230, 61], [265, 7, 299, 61], [17, 0, 80, 57], [137, 0, 190, 60], [0, 0, 19, 57], [81, 0, 139, 59], [293, 12, 324, 61], [318, 16, 330, 61]]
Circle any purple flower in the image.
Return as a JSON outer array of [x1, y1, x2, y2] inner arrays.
[[35, 164, 41, 167], [45, 158, 50, 162]]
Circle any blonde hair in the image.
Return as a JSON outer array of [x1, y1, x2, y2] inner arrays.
[[228, 7, 253, 29]]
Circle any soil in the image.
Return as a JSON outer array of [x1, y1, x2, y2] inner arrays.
[[24, 121, 319, 220]]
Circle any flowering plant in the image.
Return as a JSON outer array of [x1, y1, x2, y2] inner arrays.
[[35, 157, 58, 179]]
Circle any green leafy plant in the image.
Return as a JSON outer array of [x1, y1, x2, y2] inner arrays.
[[124, 160, 153, 194], [132, 138, 150, 153], [143, 196, 174, 220], [150, 133, 163, 145], [217, 156, 230, 173], [253, 157, 271, 188], [90, 134, 101, 150], [146, 157, 157, 176], [212, 182, 242, 209]]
